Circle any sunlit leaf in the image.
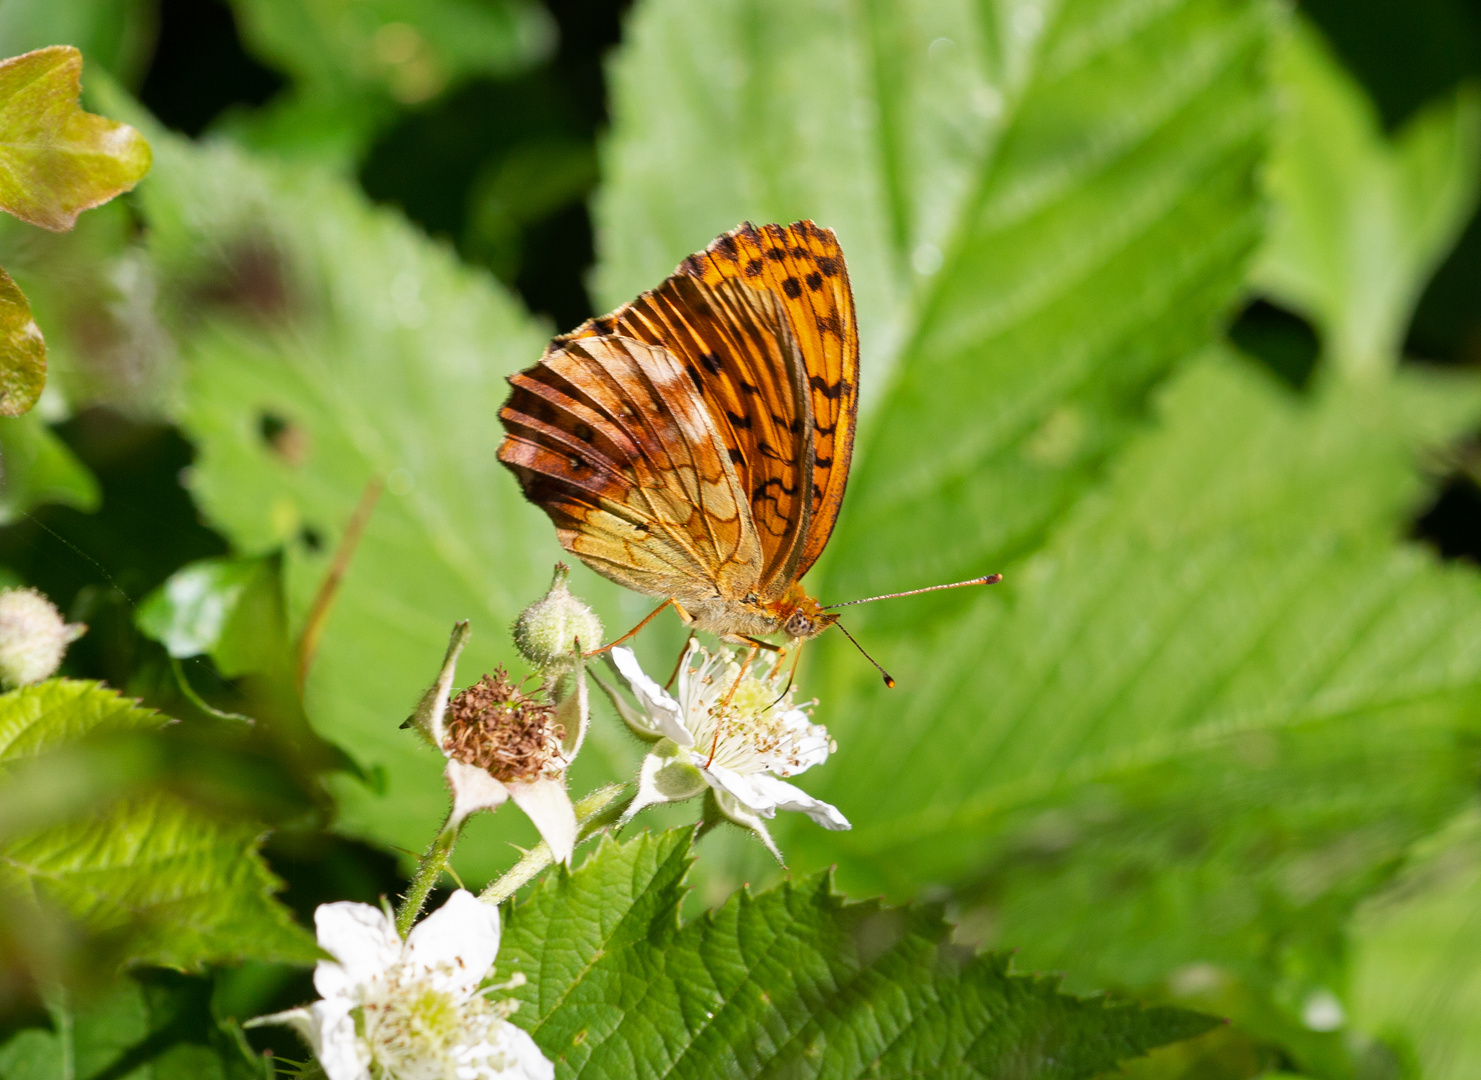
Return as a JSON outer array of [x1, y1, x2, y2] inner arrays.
[[0, 680, 317, 968], [598, 0, 1272, 604], [486, 828, 1217, 1080], [0, 410, 98, 518], [0, 46, 149, 232], [1254, 21, 1481, 379], [781, 349, 1481, 1074], [94, 96, 650, 883]]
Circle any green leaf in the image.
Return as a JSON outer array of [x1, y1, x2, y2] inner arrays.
[[597, 0, 1272, 603], [1350, 806, 1481, 1080], [136, 557, 286, 679], [1254, 21, 1481, 379], [0, 410, 99, 518], [0, 46, 150, 232], [492, 828, 1216, 1080], [0, 972, 272, 1080], [776, 349, 1481, 1072], [0, 265, 44, 416], [0, 680, 317, 968], [111, 110, 648, 881], [224, 0, 555, 163]]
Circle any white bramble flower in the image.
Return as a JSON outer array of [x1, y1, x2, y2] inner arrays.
[[251, 890, 551, 1080], [605, 642, 848, 859], [0, 587, 85, 689]]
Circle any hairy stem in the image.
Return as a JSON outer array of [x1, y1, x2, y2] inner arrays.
[[397, 818, 458, 935], [480, 783, 633, 905]]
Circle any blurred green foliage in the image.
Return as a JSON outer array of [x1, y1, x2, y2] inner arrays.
[[0, 0, 1478, 1076]]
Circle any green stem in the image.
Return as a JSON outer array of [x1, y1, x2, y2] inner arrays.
[[480, 783, 633, 906], [397, 818, 458, 936]]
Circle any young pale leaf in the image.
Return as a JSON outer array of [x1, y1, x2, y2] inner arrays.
[[598, 0, 1272, 605], [0, 410, 98, 517], [0, 265, 43, 415], [0, 680, 317, 968], [1350, 807, 1481, 1080], [0, 46, 149, 232], [493, 828, 1217, 1080], [1254, 21, 1481, 379]]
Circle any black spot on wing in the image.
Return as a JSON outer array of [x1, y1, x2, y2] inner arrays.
[[809, 374, 850, 400], [726, 410, 753, 430], [700, 351, 723, 375], [782, 277, 802, 299], [805, 271, 823, 291]]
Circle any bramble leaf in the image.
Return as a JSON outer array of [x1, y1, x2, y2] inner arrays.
[[598, 0, 1272, 605], [1254, 22, 1481, 379], [0, 680, 317, 969], [482, 829, 1219, 1080]]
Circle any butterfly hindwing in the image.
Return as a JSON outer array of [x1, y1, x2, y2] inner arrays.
[[559, 221, 857, 597]]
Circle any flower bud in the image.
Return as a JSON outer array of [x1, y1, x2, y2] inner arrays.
[[512, 563, 602, 673], [0, 588, 85, 689]]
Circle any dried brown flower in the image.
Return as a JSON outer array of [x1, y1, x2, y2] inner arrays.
[[442, 668, 564, 783]]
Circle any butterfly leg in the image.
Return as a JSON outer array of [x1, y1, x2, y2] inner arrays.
[[583, 598, 675, 657], [707, 641, 759, 768], [738, 635, 784, 653]]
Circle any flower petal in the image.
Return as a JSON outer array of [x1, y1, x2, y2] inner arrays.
[[311, 998, 372, 1080], [709, 788, 784, 864], [447, 758, 511, 825], [749, 773, 851, 830], [609, 646, 693, 747], [699, 761, 777, 817], [489, 1020, 556, 1080], [312, 901, 401, 1001], [507, 775, 578, 865], [404, 888, 501, 998]]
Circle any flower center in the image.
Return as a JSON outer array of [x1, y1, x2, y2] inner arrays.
[[678, 646, 832, 777], [442, 669, 564, 783], [358, 962, 522, 1080]]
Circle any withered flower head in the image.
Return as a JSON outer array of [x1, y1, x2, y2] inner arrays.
[[442, 669, 565, 784]]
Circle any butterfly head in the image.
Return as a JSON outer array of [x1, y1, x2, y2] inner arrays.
[[769, 586, 837, 642]]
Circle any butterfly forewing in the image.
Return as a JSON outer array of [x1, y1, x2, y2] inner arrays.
[[498, 220, 859, 638]]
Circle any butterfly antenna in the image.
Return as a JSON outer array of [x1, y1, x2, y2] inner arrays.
[[832, 620, 895, 688], [771, 641, 805, 707], [823, 573, 1003, 610]]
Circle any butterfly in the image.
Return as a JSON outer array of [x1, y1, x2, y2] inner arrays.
[[498, 221, 996, 676]]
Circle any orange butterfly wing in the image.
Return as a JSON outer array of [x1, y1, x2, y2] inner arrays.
[[498, 334, 764, 606], [560, 220, 859, 597]]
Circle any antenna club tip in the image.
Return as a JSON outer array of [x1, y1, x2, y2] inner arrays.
[[883, 675, 896, 688], [984, 573, 1003, 585]]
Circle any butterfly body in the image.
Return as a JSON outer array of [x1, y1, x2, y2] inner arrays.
[[498, 221, 858, 645]]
